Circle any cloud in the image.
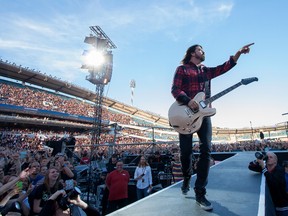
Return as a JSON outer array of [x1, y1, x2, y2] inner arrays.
[[91, 0, 234, 44], [217, 3, 234, 14], [0, 0, 234, 84], [12, 18, 55, 36], [1, 1, 234, 52], [102, 1, 234, 30]]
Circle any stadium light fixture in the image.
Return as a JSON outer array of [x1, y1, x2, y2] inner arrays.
[[82, 49, 105, 68], [84, 34, 97, 44], [84, 35, 108, 50], [82, 26, 116, 86]]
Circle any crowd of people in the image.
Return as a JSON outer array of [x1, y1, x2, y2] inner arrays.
[[1, 125, 288, 215], [0, 148, 101, 216], [0, 82, 132, 125], [1, 80, 288, 215], [1, 128, 288, 159]]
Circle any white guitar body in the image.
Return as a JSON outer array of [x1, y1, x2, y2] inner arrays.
[[168, 77, 258, 135], [168, 92, 216, 134]]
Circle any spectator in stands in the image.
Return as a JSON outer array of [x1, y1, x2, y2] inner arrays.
[[149, 152, 165, 182], [257, 152, 288, 215], [5, 152, 21, 176], [151, 151, 163, 163], [0, 171, 28, 198], [40, 158, 50, 168], [21, 154, 32, 171], [54, 153, 75, 181], [0, 168, 32, 215], [80, 150, 90, 165], [106, 154, 118, 173], [171, 153, 183, 183], [1, 181, 34, 216], [28, 161, 44, 186], [134, 156, 153, 200], [106, 160, 130, 214], [29, 167, 62, 215], [65, 160, 77, 180], [40, 166, 48, 177], [16, 177, 35, 215]]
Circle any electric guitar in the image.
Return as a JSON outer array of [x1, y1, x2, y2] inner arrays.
[[168, 77, 258, 134]]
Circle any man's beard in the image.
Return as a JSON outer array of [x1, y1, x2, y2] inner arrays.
[[195, 54, 205, 62]]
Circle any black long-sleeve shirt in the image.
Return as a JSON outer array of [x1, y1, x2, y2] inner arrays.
[[263, 165, 288, 208]]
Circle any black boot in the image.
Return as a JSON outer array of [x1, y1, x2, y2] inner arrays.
[[194, 188, 213, 211], [181, 176, 191, 195]]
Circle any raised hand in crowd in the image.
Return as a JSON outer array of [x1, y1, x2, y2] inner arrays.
[[0, 168, 32, 196]]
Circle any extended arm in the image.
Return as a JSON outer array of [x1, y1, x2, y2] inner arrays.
[[232, 43, 254, 63]]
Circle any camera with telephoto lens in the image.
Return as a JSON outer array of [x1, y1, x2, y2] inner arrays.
[[255, 151, 267, 160], [57, 187, 81, 210]]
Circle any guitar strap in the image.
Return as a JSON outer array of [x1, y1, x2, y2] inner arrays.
[[204, 80, 211, 99], [197, 65, 211, 99]]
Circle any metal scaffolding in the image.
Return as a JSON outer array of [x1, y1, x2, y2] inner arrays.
[[81, 25, 116, 204]]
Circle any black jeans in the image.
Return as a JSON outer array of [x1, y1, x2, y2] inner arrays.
[[179, 117, 212, 193], [107, 198, 128, 214]]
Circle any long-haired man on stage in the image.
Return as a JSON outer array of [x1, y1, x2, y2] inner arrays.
[[171, 43, 254, 211]]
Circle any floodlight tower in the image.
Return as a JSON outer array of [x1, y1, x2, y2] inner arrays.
[[82, 26, 116, 147], [81, 26, 116, 204], [130, 79, 136, 106]]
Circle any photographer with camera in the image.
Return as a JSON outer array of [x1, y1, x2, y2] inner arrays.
[[38, 189, 100, 216], [256, 152, 288, 216]]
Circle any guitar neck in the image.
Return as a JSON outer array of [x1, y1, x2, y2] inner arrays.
[[205, 82, 242, 105]]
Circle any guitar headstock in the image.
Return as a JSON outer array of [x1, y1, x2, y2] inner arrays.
[[241, 77, 258, 85]]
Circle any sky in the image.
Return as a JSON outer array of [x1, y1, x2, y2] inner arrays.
[[0, 0, 288, 129]]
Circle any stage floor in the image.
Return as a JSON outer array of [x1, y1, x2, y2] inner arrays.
[[107, 152, 263, 216]]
